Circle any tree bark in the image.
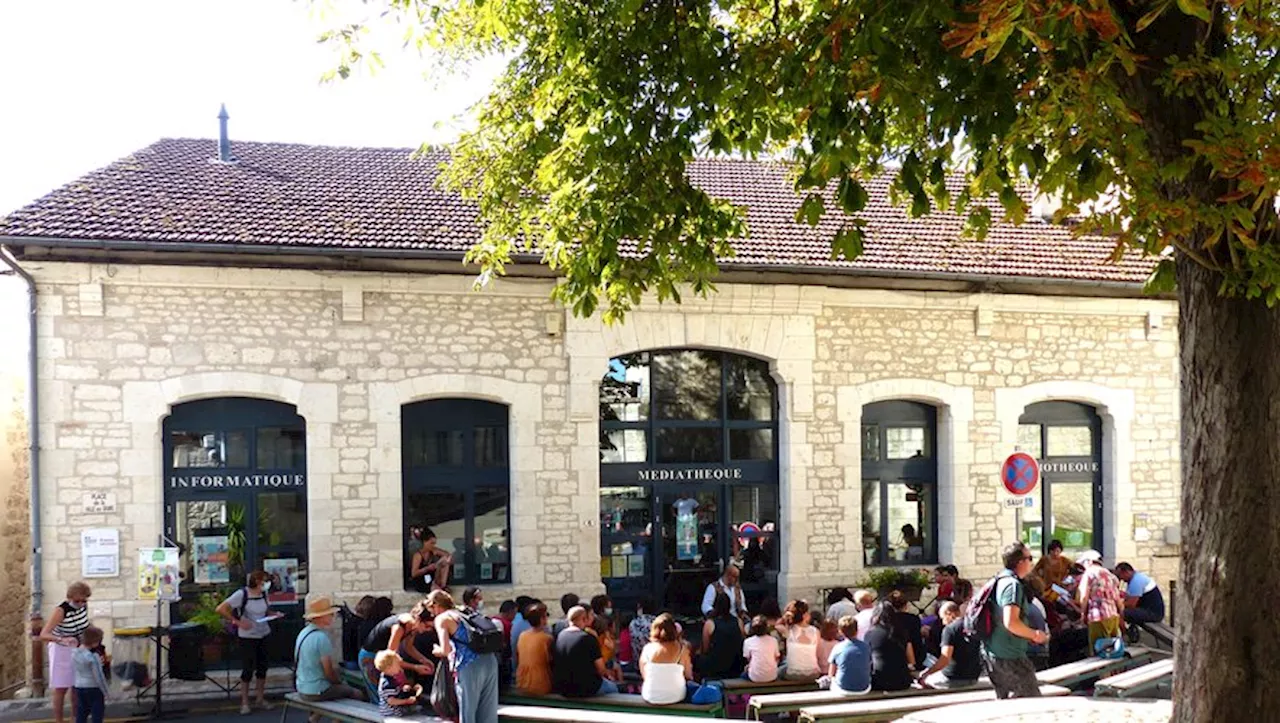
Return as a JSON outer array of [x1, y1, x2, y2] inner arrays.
[[1175, 255, 1280, 721]]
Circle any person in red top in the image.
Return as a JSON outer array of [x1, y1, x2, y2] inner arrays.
[[933, 565, 958, 600]]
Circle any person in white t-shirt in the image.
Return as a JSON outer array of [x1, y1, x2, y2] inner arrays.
[[852, 590, 877, 642], [216, 571, 278, 715]]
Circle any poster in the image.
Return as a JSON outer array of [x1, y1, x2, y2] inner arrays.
[[81, 529, 119, 578], [138, 547, 181, 601], [673, 497, 699, 561], [193, 535, 230, 584], [264, 558, 299, 604], [627, 554, 645, 578]]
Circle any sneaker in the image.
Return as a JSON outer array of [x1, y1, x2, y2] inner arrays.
[[239, 703, 252, 715]]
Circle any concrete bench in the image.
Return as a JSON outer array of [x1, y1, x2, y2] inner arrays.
[[280, 691, 446, 723], [794, 684, 1071, 723], [498, 705, 718, 723], [746, 684, 986, 720], [1094, 658, 1174, 699], [499, 691, 724, 717]]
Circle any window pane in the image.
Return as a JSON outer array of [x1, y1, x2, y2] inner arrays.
[[729, 486, 779, 577], [257, 492, 307, 553], [600, 429, 647, 464], [601, 353, 651, 422], [861, 425, 880, 462], [257, 427, 305, 469], [727, 356, 774, 421], [861, 480, 881, 566], [1049, 483, 1094, 556], [406, 429, 464, 467], [655, 427, 722, 463], [170, 431, 249, 468], [886, 483, 933, 563], [1046, 426, 1093, 457], [1018, 424, 1043, 458], [405, 490, 468, 588], [652, 351, 721, 420], [600, 486, 652, 537], [886, 427, 926, 459], [473, 488, 510, 582], [730, 428, 773, 461], [475, 426, 508, 467]]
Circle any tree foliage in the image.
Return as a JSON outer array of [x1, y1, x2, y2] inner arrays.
[[323, 0, 1278, 321]]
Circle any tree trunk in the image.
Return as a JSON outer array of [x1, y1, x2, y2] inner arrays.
[[1175, 255, 1280, 721]]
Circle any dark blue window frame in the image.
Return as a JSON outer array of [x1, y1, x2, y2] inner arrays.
[[401, 399, 512, 588], [1019, 401, 1104, 557], [861, 400, 939, 566]]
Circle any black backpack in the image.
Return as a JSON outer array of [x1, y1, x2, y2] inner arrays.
[[964, 570, 1022, 642], [459, 610, 504, 655]]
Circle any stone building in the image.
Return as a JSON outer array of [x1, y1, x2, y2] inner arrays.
[[0, 136, 1180, 662]]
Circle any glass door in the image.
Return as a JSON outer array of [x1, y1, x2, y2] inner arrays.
[[656, 486, 723, 617]]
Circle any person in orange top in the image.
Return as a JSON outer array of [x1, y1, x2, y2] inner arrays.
[[515, 604, 554, 696], [1032, 539, 1073, 605], [590, 614, 623, 681]]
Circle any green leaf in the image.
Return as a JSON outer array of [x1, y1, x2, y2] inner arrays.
[[1175, 0, 1212, 24], [1144, 258, 1177, 294], [837, 176, 869, 214], [797, 193, 826, 226], [832, 224, 865, 261]]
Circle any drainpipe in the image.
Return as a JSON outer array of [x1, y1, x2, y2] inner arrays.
[[0, 245, 40, 616]]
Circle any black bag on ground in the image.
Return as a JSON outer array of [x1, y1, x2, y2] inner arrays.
[[431, 656, 459, 721], [459, 610, 504, 655]]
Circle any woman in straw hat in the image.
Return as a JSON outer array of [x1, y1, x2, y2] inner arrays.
[[294, 595, 366, 719]]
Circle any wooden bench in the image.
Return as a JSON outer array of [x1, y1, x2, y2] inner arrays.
[[746, 684, 986, 720], [499, 691, 724, 718], [1094, 658, 1174, 699], [1032, 647, 1153, 689], [498, 705, 719, 723], [1139, 621, 1175, 651], [280, 691, 445, 723], [794, 684, 1071, 723], [718, 676, 821, 697]]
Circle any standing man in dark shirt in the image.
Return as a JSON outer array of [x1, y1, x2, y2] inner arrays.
[[917, 602, 980, 689], [552, 607, 619, 698]]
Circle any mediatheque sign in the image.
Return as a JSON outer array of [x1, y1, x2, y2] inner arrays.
[[169, 473, 306, 489], [636, 467, 744, 482], [1039, 461, 1100, 474]]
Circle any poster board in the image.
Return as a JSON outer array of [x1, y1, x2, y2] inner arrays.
[[193, 535, 230, 584], [264, 558, 299, 604], [81, 529, 119, 578], [138, 547, 181, 601]]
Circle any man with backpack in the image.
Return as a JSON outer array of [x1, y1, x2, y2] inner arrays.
[[967, 542, 1049, 698]]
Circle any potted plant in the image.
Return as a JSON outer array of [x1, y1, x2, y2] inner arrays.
[[184, 591, 231, 666], [855, 567, 933, 602]]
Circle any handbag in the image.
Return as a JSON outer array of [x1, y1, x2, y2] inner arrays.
[[430, 654, 459, 721], [689, 680, 723, 705]]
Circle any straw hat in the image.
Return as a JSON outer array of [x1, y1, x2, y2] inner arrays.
[[303, 595, 340, 620], [1076, 549, 1103, 565]]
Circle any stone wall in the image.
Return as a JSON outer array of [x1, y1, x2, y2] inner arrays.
[[0, 276, 31, 697], [25, 261, 1181, 634]]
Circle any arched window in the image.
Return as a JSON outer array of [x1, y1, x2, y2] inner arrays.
[[598, 349, 780, 614], [1018, 401, 1103, 557], [401, 399, 510, 589], [861, 401, 938, 566]]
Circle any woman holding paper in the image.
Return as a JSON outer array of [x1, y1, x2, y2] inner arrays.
[[217, 571, 279, 715]]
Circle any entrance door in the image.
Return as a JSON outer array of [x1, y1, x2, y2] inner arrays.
[[656, 486, 723, 616]]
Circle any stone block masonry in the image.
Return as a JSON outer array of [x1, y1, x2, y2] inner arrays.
[[24, 261, 1180, 638]]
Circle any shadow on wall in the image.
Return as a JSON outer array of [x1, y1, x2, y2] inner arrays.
[[0, 317, 30, 698]]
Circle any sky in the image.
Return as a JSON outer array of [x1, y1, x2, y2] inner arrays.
[[0, 0, 503, 215]]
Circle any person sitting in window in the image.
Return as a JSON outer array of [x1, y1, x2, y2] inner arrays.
[[898, 524, 925, 561], [408, 526, 452, 593]]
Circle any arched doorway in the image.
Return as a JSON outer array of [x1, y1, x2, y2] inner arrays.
[[599, 349, 779, 616], [163, 397, 309, 664], [1017, 401, 1104, 557]]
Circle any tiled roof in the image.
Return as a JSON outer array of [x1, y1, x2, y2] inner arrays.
[[0, 138, 1155, 285]]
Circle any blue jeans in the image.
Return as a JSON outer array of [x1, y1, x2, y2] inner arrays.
[[597, 678, 620, 696], [74, 688, 104, 723], [455, 653, 500, 723]]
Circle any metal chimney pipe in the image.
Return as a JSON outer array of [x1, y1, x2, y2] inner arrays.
[[217, 104, 234, 163]]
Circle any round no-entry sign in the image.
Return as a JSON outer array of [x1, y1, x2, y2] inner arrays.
[[1001, 452, 1041, 496]]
